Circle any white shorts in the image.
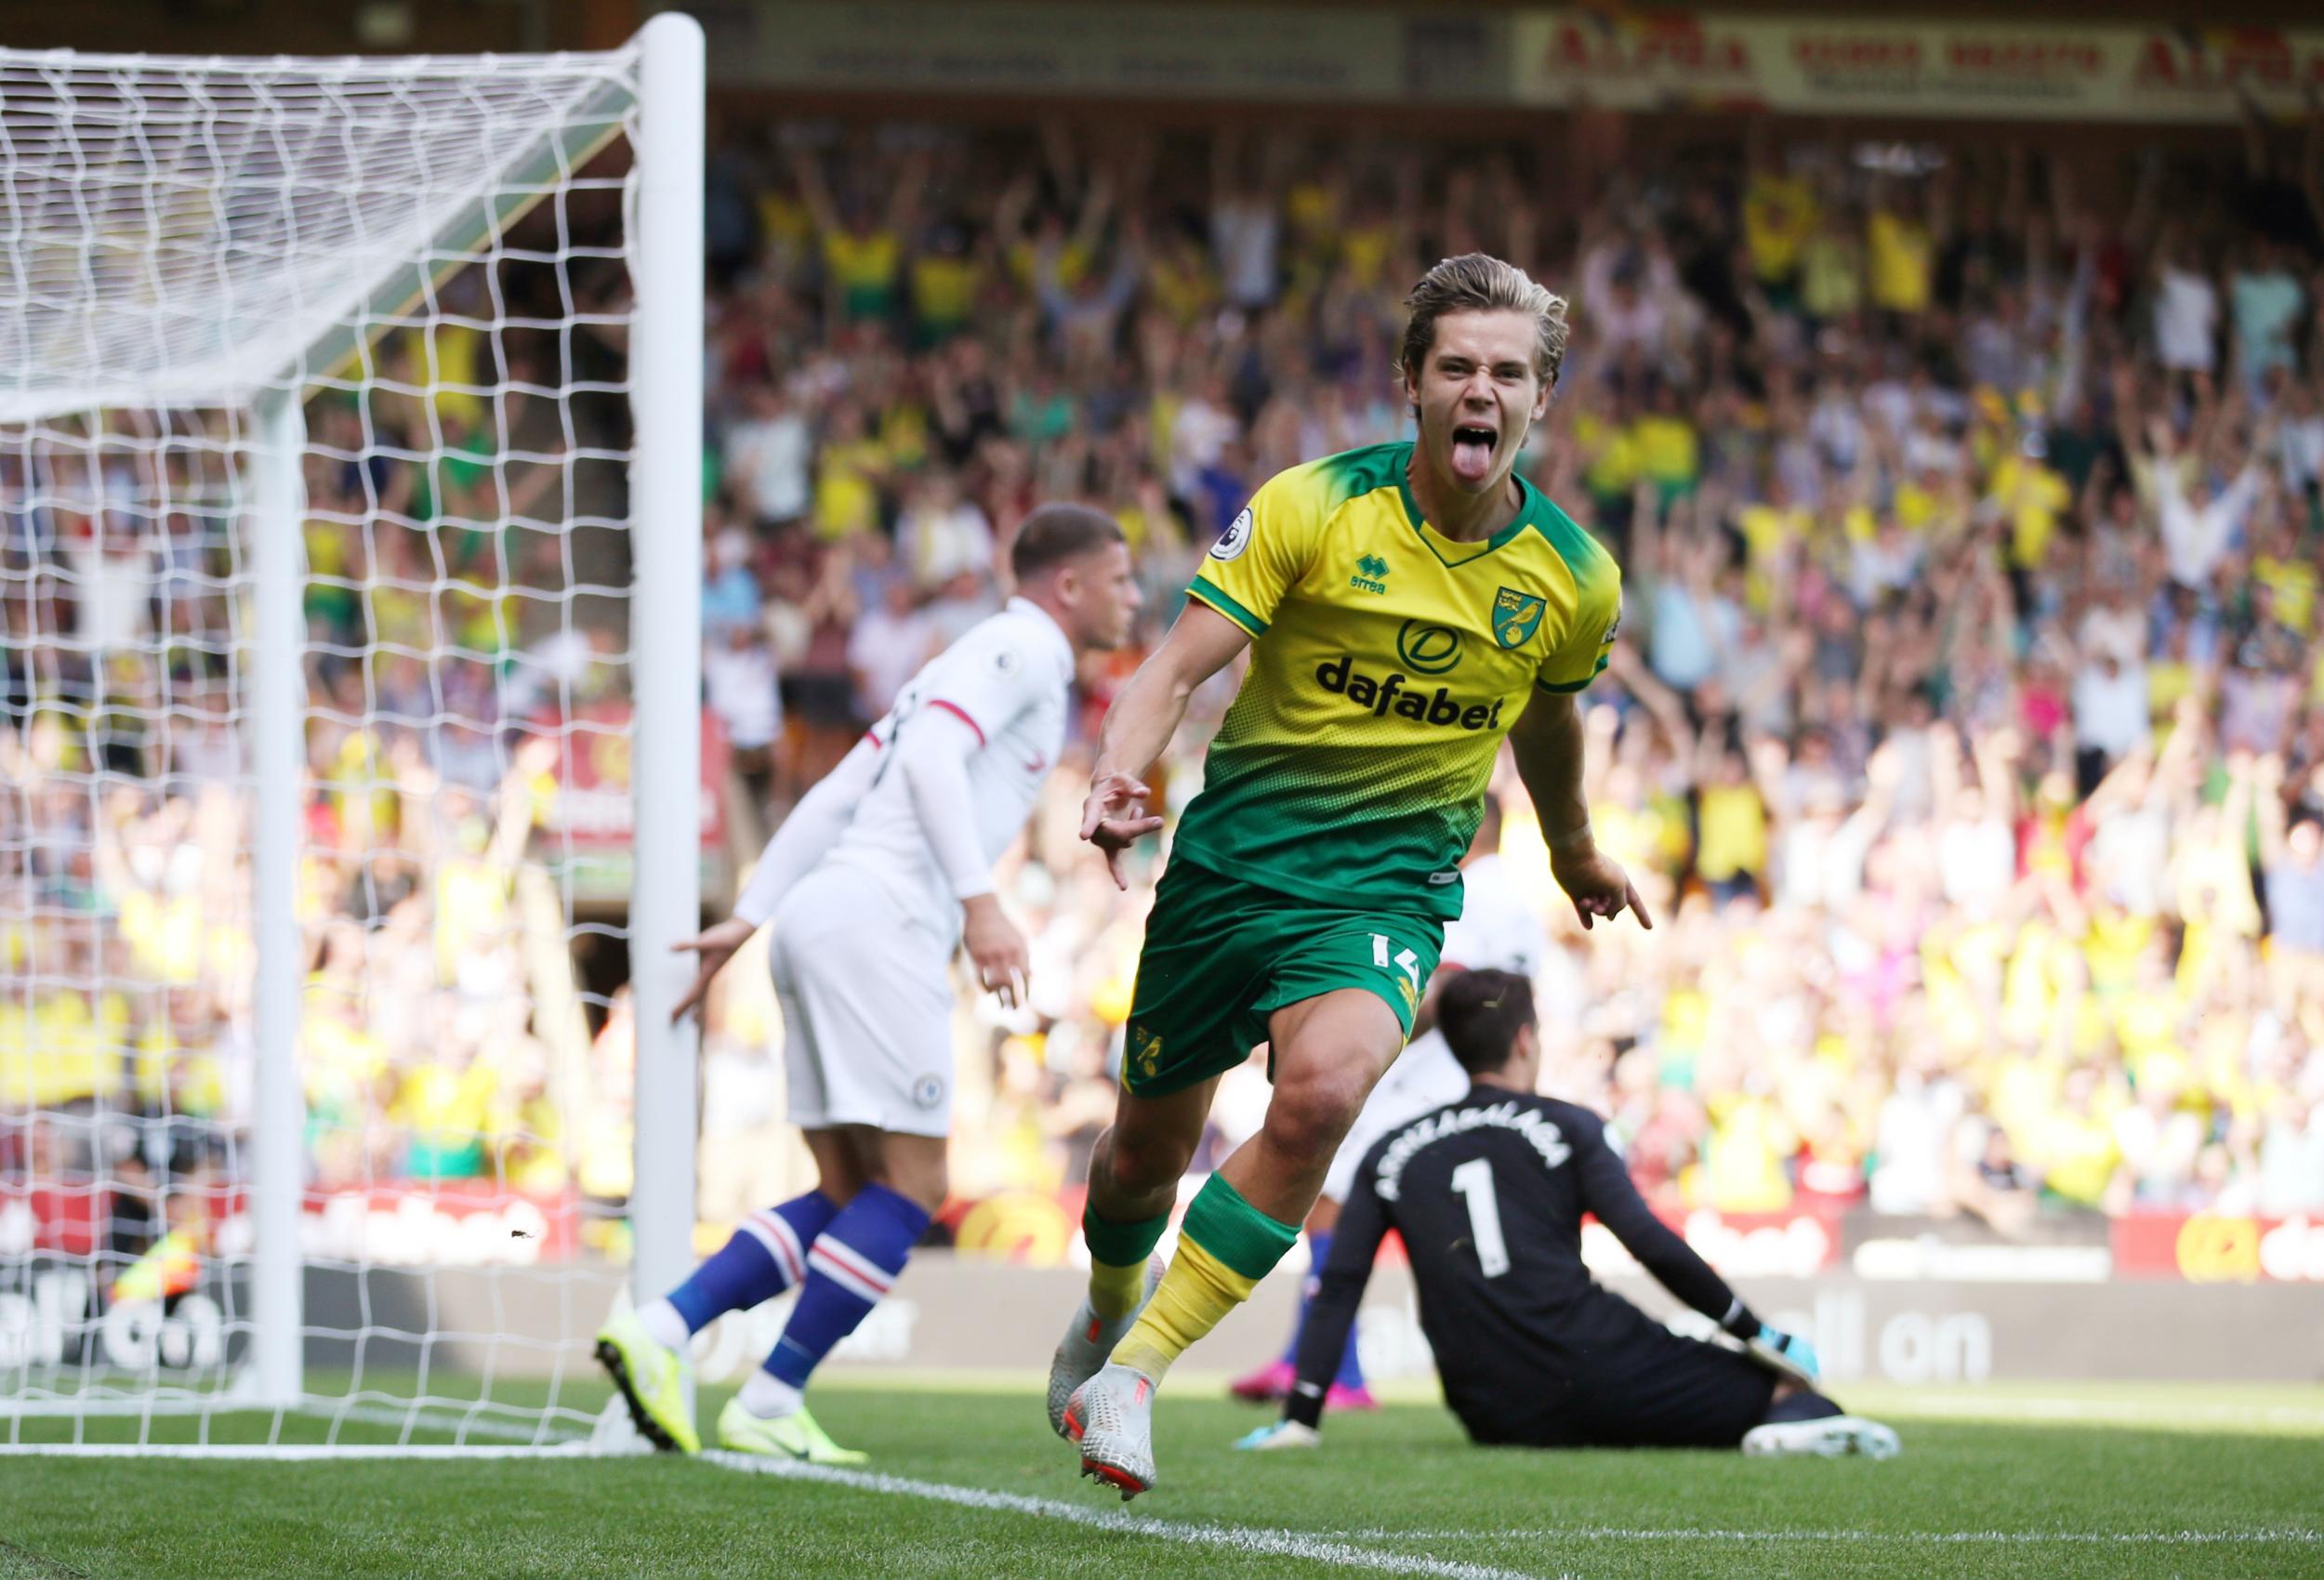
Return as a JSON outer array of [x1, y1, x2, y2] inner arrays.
[[1322, 1031, 1472, 1204], [768, 865, 957, 1139]]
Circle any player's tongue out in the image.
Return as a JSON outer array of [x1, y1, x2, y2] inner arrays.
[[1449, 423, 1497, 483]]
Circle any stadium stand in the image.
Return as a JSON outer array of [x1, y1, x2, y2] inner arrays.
[[7, 115, 2322, 1275]]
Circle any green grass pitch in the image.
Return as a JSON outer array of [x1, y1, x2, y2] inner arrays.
[[2, 1376, 2319, 1578]]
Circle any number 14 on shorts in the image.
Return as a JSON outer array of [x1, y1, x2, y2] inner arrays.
[[1371, 933, 1421, 991]]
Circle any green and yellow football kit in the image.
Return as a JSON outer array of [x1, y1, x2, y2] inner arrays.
[[1123, 440, 1622, 1097]]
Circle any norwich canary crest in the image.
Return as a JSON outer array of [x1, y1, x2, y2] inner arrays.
[[1493, 586, 1547, 649], [1129, 1024, 1165, 1079]]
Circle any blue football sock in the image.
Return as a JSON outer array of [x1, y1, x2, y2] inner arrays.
[[665, 1191, 838, 1335], [763, 1183, 931, 1389], [1332, 1323, 1367, 1392], [1277, 1230, 1332, 1365]]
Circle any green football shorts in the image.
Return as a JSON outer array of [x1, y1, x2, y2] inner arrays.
[[1120, 857, 1446, 1097]]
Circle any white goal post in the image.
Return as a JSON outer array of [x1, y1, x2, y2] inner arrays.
[[0, 15, 703, 1449]]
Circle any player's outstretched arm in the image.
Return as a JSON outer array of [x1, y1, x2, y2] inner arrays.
[[671, 737, 882, 1023], [1509, 691, 1650, 931], [1572, 1114, 1739, 1323], [897, 705, 1031, 1007], [1572, 1113, 1815, 1384], [1080, 602, 1250, 889]]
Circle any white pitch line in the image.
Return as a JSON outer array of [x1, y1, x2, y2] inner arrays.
[[701, 1451, 1566, 1580], [1327, 1526, 2324, 1547], [318, 1402, 593, 1445]]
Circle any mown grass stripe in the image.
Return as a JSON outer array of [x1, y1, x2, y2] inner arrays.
[[700, 1451, 1563, 1580], [1333, 1526, 2324, 1547]]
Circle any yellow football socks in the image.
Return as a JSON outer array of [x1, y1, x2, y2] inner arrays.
[[1088, 1257, 1148, 1323], [1081, 1205, 1169, 1322], [1109, 1174, 1299, 1382]]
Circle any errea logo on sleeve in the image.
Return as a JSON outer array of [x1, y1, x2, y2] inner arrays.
[[1209, 507, 1253, 562]]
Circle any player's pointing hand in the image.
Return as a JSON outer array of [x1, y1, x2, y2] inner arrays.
[[1549, 841, 1653, 932], [1080, 770, 1164, 890]]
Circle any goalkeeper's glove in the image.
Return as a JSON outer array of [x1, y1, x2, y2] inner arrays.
[[1721, 1301, 1820, 1388], [1742, 1324, 1821, 1389], [1233, 1419, 1321, 1452]]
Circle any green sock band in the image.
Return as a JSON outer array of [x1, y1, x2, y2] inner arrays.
[[1180, 1173, 1300, 1283], [1082, 1204, 1169, 1270]]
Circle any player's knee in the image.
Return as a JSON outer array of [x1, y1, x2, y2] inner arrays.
[[865, 1142, 949, 1213], [1262, 1065, 1368, 1157], [809, 1161, 866, 1205], [886, 1170, 947, 1215], [1096, 1125, 1194, 1195]]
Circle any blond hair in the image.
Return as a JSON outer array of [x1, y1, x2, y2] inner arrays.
[[1398, 253, 1569, 391]]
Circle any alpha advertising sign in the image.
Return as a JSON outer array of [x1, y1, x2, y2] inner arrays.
[[1510, 12, 2324, 124]]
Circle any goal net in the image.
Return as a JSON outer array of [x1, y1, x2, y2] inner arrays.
[[0, 20, 704, 1451]]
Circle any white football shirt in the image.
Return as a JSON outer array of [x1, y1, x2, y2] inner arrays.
[[1366, 852, 1550, 1114], [1437, 854, 1547, 978], [822, 597, 1074, 932]]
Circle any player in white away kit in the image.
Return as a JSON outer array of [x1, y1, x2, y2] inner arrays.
[[597, 506, 1141, 1463], [1226, 793, 1547, 1413]]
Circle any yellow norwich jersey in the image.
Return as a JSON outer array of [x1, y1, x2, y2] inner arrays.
[[1181, 441, 1621, 920]]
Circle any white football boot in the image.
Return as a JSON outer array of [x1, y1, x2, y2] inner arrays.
[[1742, 1414, 1902, 1460], [1233, 1419, 1321, 1451], [1046, 1260, 1161, 1439], [1062, 1362, 1159, 1499]]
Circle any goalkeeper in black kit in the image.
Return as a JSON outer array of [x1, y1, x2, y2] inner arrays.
[[1235, 970, 1899, 1458]]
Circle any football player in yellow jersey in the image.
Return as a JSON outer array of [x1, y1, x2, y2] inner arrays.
[[1050, 255, 1649, 1497]]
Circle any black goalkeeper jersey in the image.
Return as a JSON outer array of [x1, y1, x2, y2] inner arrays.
[[1289, 1086, 1750, 1439]]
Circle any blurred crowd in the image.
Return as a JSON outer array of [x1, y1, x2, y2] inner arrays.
[[7, 111, 2324, 1271], [691, 116, 2324, 1229], [1, 265, 646, 1275]]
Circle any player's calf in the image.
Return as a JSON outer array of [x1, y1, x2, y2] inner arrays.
[[730, 1180, 931, 1456], [653, 1192, 839, 1342], [1111, 1175, 1300, 1386]]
